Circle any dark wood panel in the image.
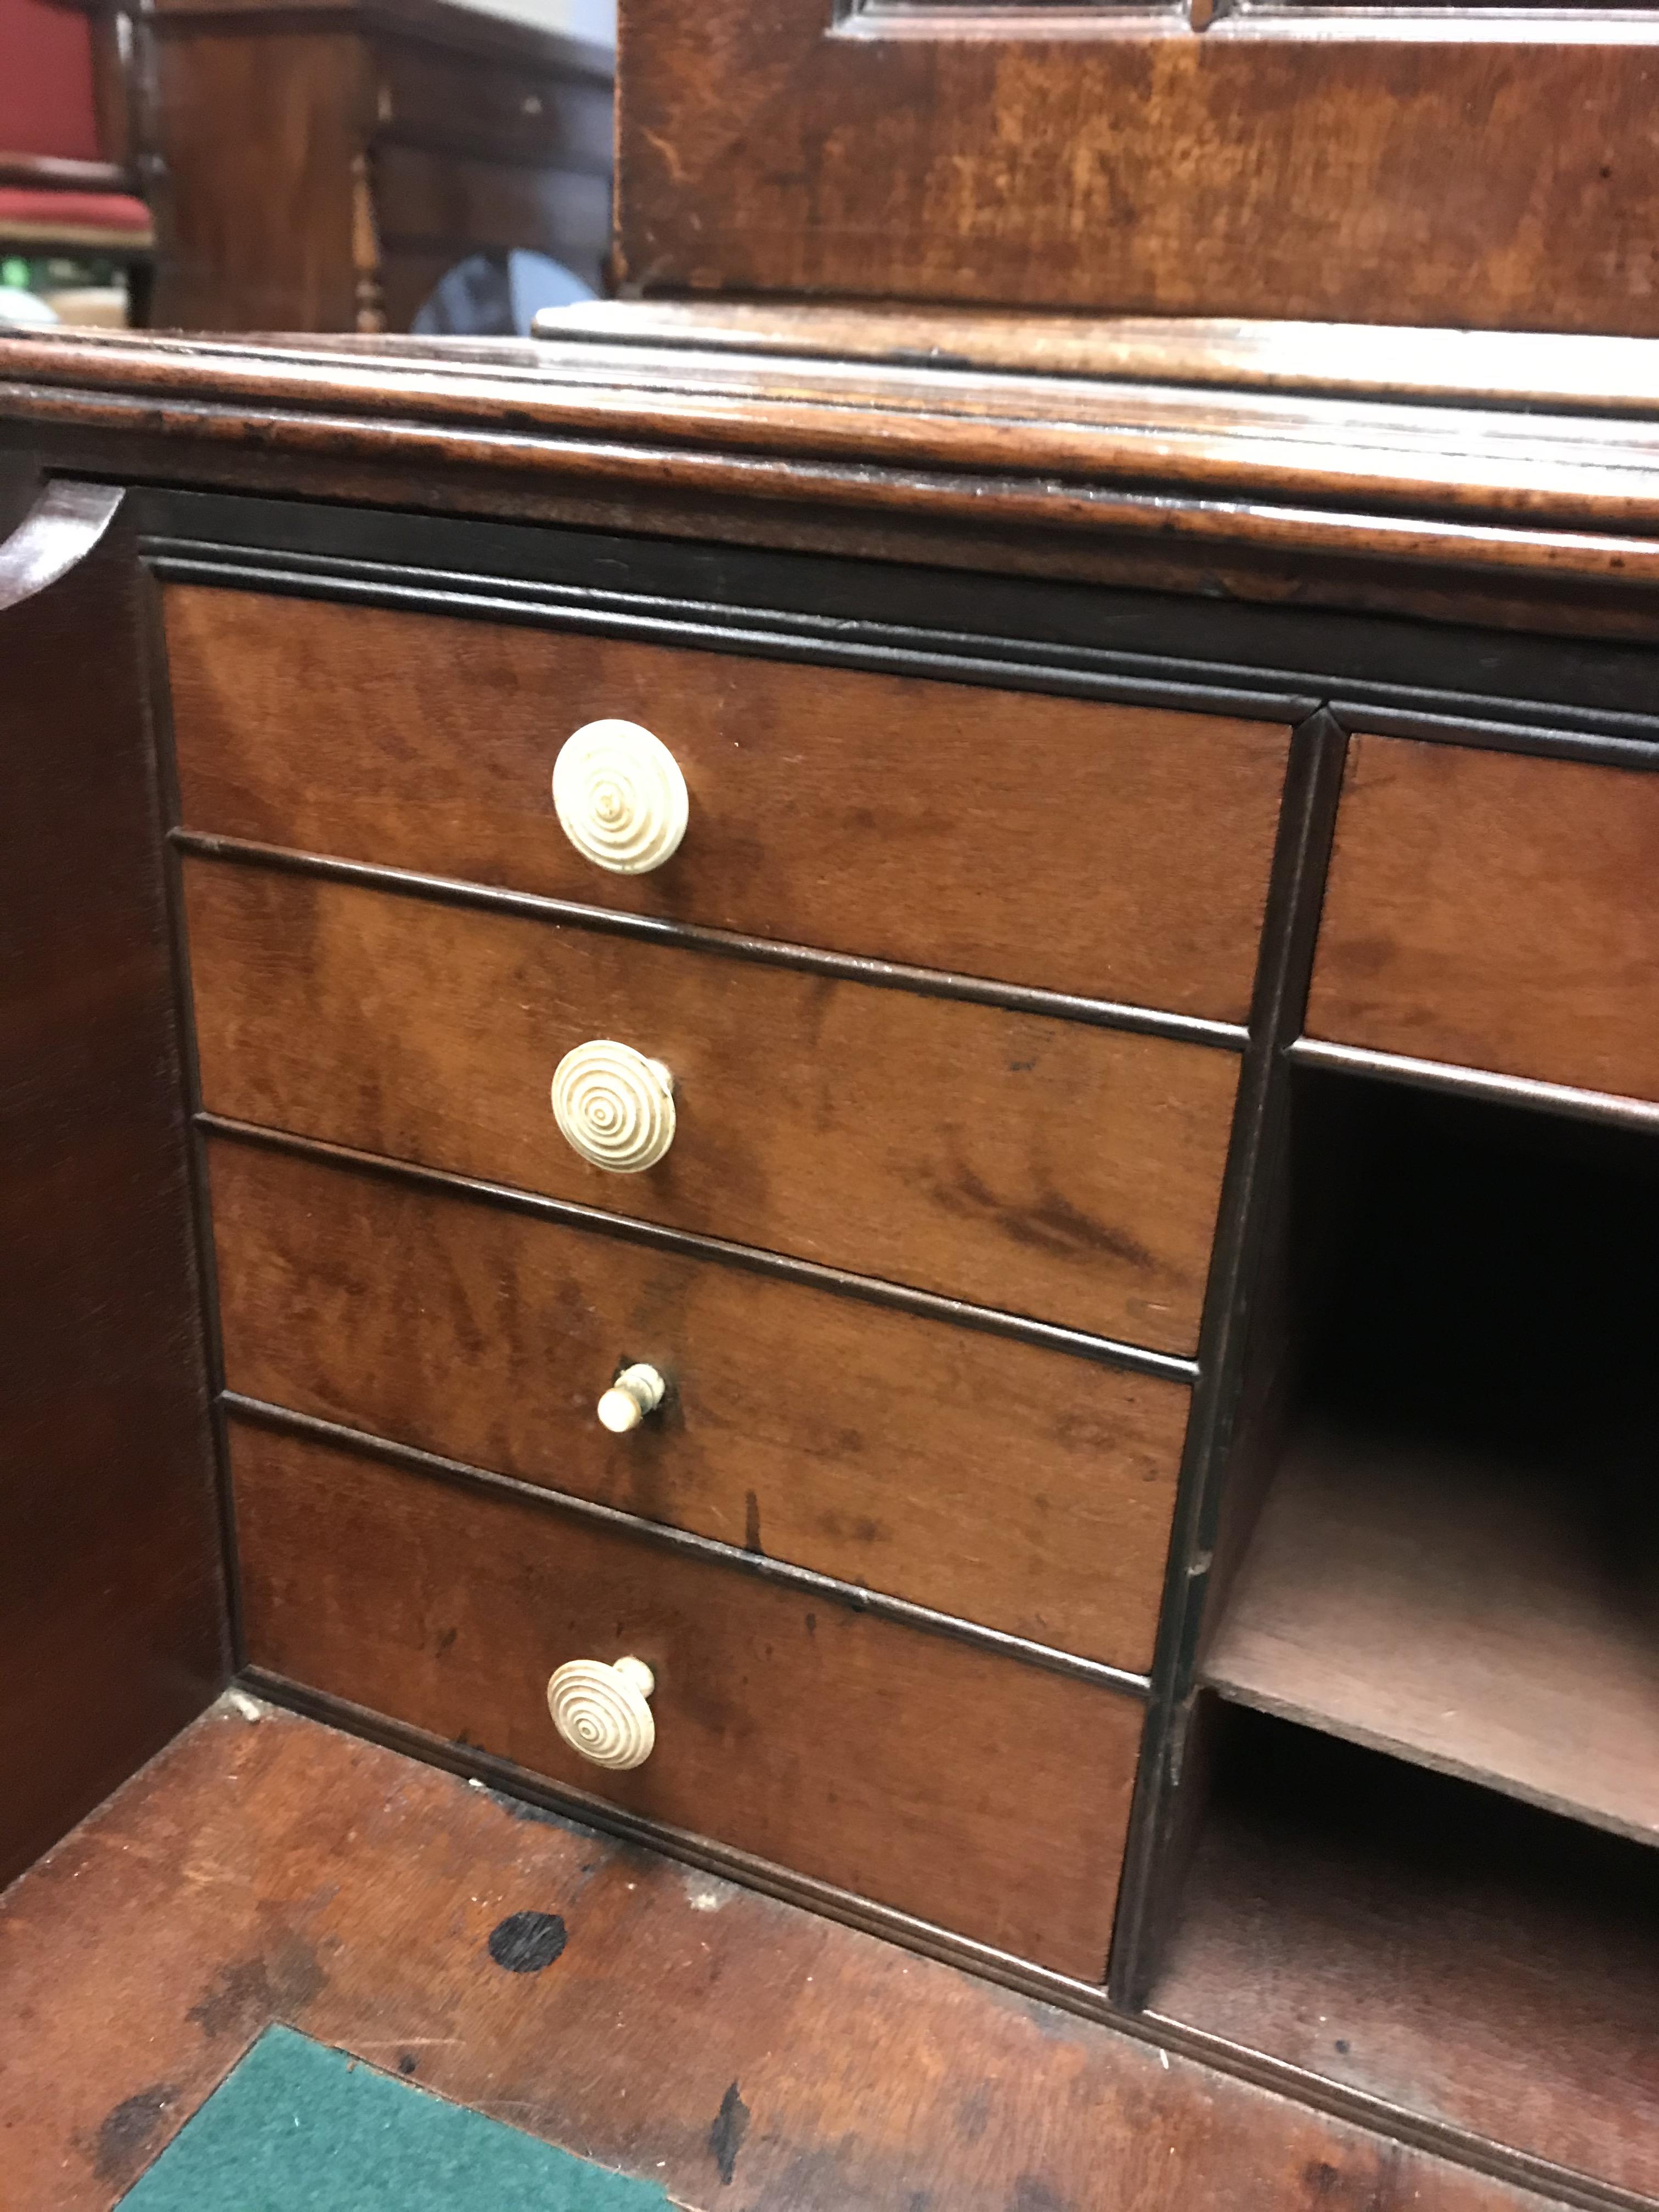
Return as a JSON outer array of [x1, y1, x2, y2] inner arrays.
[[373, 38, 612, 171], [209, 1135, 1189, 1668], [232, 1419, 1143, 1979], [164, 585, 1289, 1024], [0, 1704, 1560, 2212], [1154, 1708, 1659, 2205], [0, 484, 225, 1891], [617, 0, 1659, 334], [149, 32, 369, 331], [183, 860, 1240, 1351], [375, 141, 611, 261], [1307, 733, 1659, 1103], [1203, 1424, 1659, 1847]]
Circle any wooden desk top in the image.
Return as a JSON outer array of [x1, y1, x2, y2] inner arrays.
[[6, 315, 1659, 633]]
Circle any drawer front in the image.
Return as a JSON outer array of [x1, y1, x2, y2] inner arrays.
[[210, 1137, 1190, 1669], [373, 144, 612, 264], [1307, 736, 1659, 1102], [233, 1418, 1144, 1979], [164, 586, 1290, 1022], [184, 860, 1239, 1352], [373, 43, 613, 171]]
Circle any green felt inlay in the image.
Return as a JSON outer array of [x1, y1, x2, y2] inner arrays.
[[119, 2025, 670, 2211]]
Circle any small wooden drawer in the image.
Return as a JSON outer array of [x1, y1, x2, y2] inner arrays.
[[373, 42, 613, 171], [1307, 735, 1659, 1102], [163, 585, 1291, 1023], [210, 1136, 1190, 1670], [183, 859, 1240, 1352], [232, 1417, 1144, 1980]]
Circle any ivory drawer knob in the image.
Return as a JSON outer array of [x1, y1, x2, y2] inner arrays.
[[546, 1655, 656, 1770], [597, 1363, 666, 1434], [552, 719, 689, 874], [551, 1040, 675, 1172]]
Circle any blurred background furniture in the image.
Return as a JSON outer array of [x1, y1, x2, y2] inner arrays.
[[0, 0, 153, 325], [143, 0, 612, 332]]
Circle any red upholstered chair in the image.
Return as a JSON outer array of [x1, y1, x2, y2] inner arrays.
[[0, 0, 152, 294]]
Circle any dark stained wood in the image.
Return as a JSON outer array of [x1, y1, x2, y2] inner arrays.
[[16, 332, 1659, 634], [0, 484, 225, 1892], [0, 1702, 1566, 2211], [1307, 734, 1659, 1104], [1153, 1708, 1659, 2205], [1202, 1424, 1659, 1847], [373, 38, 613, 172], [208, 1133, 1190, 1668], [616, 0, 1659, 335], [163, 584, 1290, 1023], [231, 1418, 1144, 1978], [16, 324, 1659, 532], [182, 858, 1240, 1351], [149, 30, 370, 330], [375, 144, 611, 273]]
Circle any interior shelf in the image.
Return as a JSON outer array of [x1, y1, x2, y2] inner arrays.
[[1151, 1707, 1659, 2203], [1205, 1073, 1659, 1846], [1203, 1419, 1659, 1843]]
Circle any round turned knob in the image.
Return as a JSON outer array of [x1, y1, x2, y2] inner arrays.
[[546, 1655, 655, 1770], [551, 1040, 675, 1173], [597, 1363, 666, 1434], [552, 719, 689, 875]]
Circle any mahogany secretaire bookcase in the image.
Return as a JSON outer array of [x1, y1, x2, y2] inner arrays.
[[2, 2, 1658, 2204]]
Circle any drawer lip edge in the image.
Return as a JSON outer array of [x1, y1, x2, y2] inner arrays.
[[199, 1114, 1201, 1385], [1289, 1037, 1659, 1132], [172, 831, 1252, 1053], [144, 539, 1317, 731], [223, 1392, 1154, 1696]]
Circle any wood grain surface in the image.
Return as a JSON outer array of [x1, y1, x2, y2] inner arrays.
[[182, 859, 1241, 1350], [617, 0, 1659, 335], [209, 1134, 1190, 1668], [1154, 1707, 1659, 2205], [231, 1418, 1143, 1979], [164, 584, 1289, 1023], [0, 1701, 1569, 2212], [14, 332, 1659, 629], [0, 484, 225, 1892], [149, 30, 370, 330], [1201, 1424, 1659, 1847], [539, 300, 1659, 414], [1307, 734, 1659, 1103]]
